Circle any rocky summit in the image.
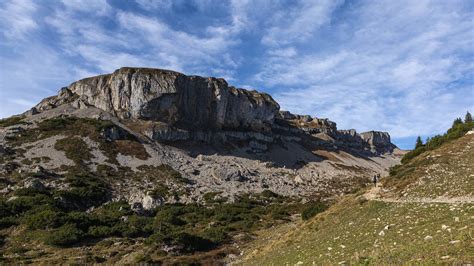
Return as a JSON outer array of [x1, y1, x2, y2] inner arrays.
[[0, 67, 404, 264]]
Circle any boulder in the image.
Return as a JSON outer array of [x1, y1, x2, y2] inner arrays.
[[24, 179, 46, 191]]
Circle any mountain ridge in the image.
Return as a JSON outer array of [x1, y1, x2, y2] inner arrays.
[[29, 67, 396, 155], [0, 67, 405, 264]]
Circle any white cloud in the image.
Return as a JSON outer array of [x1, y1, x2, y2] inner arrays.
[[0, 0, 38, 40], [258, 0, 474, 138], [261, 0, 343, 46]]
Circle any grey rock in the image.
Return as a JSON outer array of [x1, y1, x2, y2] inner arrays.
[[24, 179, 46, 191], [142, 194, 163, 210], [25, 107, 39, 116], [279, 110, 296, 120], [100, 125, 130, 141], [36, 67, 280, 133], [300, 115, 313, 123], [360, 131, 394, 153]]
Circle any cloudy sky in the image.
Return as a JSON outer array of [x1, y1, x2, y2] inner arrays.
[[0, 0, 473, 149]]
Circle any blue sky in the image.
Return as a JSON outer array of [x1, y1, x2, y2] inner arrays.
[[0, 0, 473, 149]]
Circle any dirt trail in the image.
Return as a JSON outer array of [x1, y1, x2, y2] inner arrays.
[[363, 184, 473, 204]]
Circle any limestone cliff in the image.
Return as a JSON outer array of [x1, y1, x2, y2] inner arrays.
[[32, 67, 395, 154], [35, 67, 279, 132]]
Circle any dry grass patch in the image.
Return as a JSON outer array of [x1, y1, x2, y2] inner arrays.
[[115, 140, 150, 160]]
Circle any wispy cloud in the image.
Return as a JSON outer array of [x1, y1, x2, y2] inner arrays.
[[256, 0, 474, 140], [261, 0, 344, 46], [0, 0, 38, 40]]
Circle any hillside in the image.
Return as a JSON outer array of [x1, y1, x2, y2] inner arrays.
[[0, 68, 403, 263], [237, 132, 473, 265]]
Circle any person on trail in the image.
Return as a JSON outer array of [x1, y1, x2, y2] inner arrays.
[[373, 174, 378, 187]]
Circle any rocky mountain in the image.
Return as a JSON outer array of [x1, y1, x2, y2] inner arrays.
[[0, 67, 403, 264]]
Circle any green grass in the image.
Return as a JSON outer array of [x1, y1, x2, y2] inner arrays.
[[241, 197, 473, 265], [386, 134, 474, 198], [239, 133, 474, 265]]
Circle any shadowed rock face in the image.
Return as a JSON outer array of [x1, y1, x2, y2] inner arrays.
[[36, 67, 279, 132]]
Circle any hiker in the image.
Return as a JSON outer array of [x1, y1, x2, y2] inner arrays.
[[373, 174, 378, 187]]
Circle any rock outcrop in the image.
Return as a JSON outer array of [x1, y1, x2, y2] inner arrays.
[[31, 67, 396, 155], [35, 67, 279, 133], [360, 131, 395, 153]]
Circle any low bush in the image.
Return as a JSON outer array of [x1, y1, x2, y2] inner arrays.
[[0, 115, 25, 127], [400, 120, 474, 164], [301, 202, 328, 220], [201, 227, 228, 243], [44, 223, 84, 247], [57, 174, 109, 210], [169, 232, 216, 252], [22, 209, 64, 230]]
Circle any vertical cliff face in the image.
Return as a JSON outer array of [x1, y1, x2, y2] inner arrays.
[[32, 67, 397, 154], [36, 67, 280, 132], [360, 131, 394, 153]]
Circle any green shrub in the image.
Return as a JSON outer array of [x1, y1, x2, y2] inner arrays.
[[155, 207, 186, 226], [57, 174, 109, 210], [88, 225, 115, 238], [203, 191, 223, 204], [63, 212, 94, 231], [0, 115, 25, 127], [170, 232, 216, 252], [268, 204, 290, 220], [157, 164, 191, 184], [22, 209, 64, 229], [201, 227, 228, 243], [149, 184, 170, 198], [14, 187, 50, 197], [0, 217, 18, 229], [400, 120, 474, 164], [301, 202, 328, 220], [6, 194, 55, 215], [121, 215, 154, 238], [44, 223, 84, 246], [260, 189, 280, 198]]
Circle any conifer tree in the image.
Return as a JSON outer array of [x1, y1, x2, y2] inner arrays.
[[465, 111, 473, 123], [415, 136, 423, 149], [452, 117, 463, 128]]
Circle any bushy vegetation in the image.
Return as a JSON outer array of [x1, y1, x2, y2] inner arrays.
[[0, 115, 25, 128], [301, 202, 328, 220], [399, 113, 473, 165], [389, 112, 473, 182], [0, 168, 308, 254], [5, 117, 150, 164]]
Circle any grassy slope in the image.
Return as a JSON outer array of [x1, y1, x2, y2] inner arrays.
[[239, 134, 474, 265], [385, 133, 473, 199]]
